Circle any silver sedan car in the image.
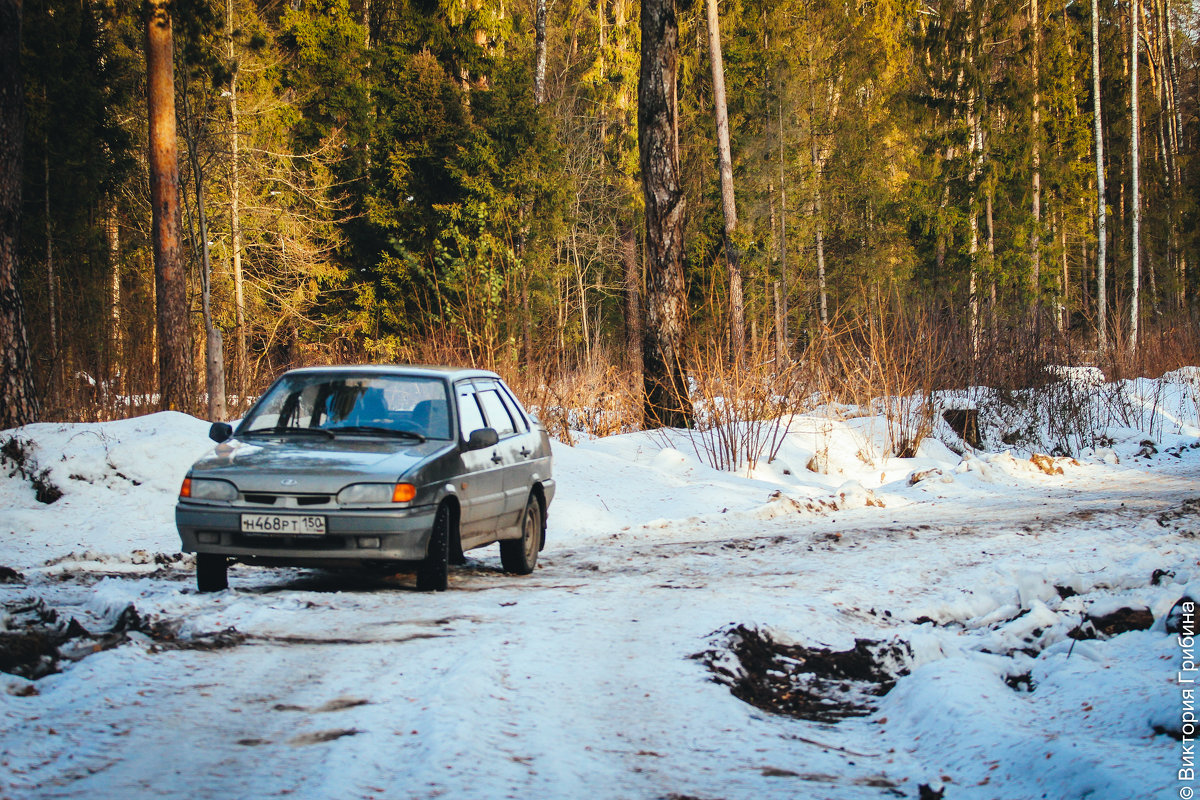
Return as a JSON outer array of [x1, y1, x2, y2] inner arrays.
[[176, 366, 555, 592]]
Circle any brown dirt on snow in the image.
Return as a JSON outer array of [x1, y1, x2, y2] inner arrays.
[[695, 624, 911, 723]]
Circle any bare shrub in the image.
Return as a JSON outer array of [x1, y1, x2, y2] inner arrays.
[[813, 307, 948, 459], [681, 338, 819, 472]]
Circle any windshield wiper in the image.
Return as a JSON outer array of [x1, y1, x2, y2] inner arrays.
[[242, 426, 335, 439], [326, 426, 426, 442]]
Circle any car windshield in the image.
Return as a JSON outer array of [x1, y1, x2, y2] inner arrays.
[[239, 373, 453, 441]]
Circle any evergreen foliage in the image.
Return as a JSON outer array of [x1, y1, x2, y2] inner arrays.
[[12, 0, 1200, 417]]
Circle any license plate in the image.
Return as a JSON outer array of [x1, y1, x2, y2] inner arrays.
[[240, 514, 326, 536]]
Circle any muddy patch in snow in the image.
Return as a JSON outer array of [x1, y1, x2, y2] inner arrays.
[[0, 597, 142, 680], [695, 624, 911, 722], [287, 728, 361, 746], [1157, 497, 1200, 536], [0, 597, 249, 683]]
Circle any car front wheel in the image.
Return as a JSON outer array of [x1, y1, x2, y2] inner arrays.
[[417, 503, 451, 591], [500, 494, 541, 575], [197, 553, 228, 592]]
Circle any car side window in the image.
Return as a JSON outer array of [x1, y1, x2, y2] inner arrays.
[[457, 386, 487, 440], [497, 383, 530, 432], [477, 389, 518, 438]]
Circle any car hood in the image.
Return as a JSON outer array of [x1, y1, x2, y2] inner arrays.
[[188, 436, 455, 493]]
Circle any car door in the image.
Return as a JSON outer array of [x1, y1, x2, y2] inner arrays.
[[454, 382, 509, 545], [472, 382, 527, 527], [495, 380, 544, 511]]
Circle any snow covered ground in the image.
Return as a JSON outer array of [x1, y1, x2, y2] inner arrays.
[[2, 376, 1199, 799]]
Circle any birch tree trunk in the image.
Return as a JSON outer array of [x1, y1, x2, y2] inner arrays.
[[1130, 0, 1141, 354], [534, 0, 547, 104], [705, 0, 744, 365], [107, 199, 121, 388], [0, 0, 39, 428], [1092, 0, 1108, 350], [808, 43, 828, 327], [639, 0, 691, 428], [145, 0, 192, 412]]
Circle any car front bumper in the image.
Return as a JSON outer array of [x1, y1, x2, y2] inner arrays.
[[176, 502, 438, 565]]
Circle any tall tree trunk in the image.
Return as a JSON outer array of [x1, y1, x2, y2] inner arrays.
[[638, 0, 691, 428], [1162, 0, 1184, 182], [1130, 0, 1141, 353], [1092, 0, 1108, 351], [808, 42, 828, 326], [534, 0, 547, 104], [776, 95, 789, 365], [43, 134, 56, 365], [1060, 217, 1070, 331], [1031, 0, 1042, 309], [519, 260, 533, 365], [705, 0, 744, 365], [227, 0, 247, 407], [773, 281, 786, 368], [184, 107, 226, 422], [987, 185, 997, 336], [107, 198, 121, 389], [814, 187, 828, 326], [968, 102, 981, 364], [0, 0, 39, 428], [146, 0, 191, 412], [619, 217, 642, 375], [934, 145, 955, 278]]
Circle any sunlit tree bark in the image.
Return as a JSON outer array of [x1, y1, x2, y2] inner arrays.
[[705, 0, 744, 365], [146, 0, 191, 411], [639, 0, 691, 428]]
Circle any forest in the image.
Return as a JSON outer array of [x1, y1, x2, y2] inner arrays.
[[2, 0, 1199, 428]]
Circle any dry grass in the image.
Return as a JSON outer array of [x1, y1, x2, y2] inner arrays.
[[28, 302, 1200, 471]]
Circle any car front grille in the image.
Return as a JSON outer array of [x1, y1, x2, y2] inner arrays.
[[241, 493, 333, 506]]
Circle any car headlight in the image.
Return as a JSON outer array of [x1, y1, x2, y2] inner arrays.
[[337, 483, 416, 506], [180, 477, 238, 501]]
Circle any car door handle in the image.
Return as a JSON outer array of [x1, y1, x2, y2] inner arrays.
[[519, 447, 532, 458], [491, 452, 504, 464]]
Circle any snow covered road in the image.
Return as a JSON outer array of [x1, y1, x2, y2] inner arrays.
[[2, 412, 1199, 799]]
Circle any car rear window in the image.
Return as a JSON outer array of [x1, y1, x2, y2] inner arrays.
[[476, 389, 518, 437]]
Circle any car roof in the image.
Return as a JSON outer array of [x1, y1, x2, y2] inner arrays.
[[284, 364, 501, 383]]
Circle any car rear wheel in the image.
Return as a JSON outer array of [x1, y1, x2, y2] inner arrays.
[[196, 553, 228, 592], [500, 494, 540, 575], [416, 503, 450, 591]]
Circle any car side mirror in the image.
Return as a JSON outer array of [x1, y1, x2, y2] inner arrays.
[[209, 422, 234, 443], [465, 427, 499, 451]]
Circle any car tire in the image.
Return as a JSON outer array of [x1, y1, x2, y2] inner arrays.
[[417, 503, 450, 592], [500, 494, 541, 575], [447, 508, 466, 566], [197, 553, 228, 592]]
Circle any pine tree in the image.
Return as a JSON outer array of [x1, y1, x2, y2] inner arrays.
[[0, 0, 39, 428], [145, 0, 191, 412]]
